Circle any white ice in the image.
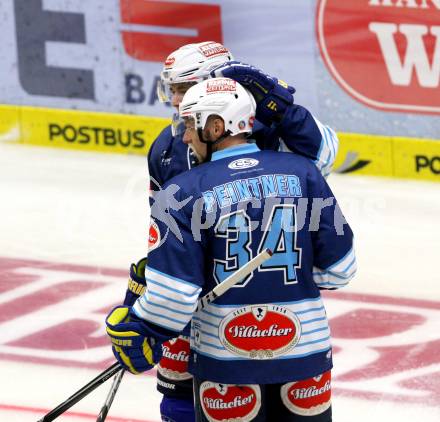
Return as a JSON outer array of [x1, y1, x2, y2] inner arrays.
[[0, 143, 439, 421]]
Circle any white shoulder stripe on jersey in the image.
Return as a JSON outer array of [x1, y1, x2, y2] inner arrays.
[[327, 246, 356, 273], [312, 117, 339, 179], [132, 266, 202, 332], [190, 333, 332, 361], [313, 246, 357, 288], [193, 301, 328, 333], [190, 343, 332, 362], [190, 298, 331, 361], [133, 293, 197, 332], [132, 301, 188, 332], [145, 266, 201, 297]]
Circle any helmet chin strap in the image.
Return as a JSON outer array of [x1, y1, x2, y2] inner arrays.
[[197, 128, 232, 162]]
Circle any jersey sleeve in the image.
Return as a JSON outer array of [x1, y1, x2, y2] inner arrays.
[[255, 104, 339, 179], [132, 181, 204, 333], [147, 125, 173, 191], [309, 170, 356, 289]]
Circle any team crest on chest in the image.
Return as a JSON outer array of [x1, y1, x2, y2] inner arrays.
[[219, 304, 301, 359]]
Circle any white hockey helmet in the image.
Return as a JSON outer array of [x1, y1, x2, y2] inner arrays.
[[179, 77, 256, 137], [157, 41, 233, 103]]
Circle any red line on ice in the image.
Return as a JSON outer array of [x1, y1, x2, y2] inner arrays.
[[0, 403, 158, 421]]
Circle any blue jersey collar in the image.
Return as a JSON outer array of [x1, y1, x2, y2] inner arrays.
[[211, 143, 260, 161]]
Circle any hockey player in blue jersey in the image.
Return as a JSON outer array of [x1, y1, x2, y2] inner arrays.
[[123, 41, 341, 421], [107, 78, 356, 421], [123, 41, 340, 421], [149, 43, 338, 187]]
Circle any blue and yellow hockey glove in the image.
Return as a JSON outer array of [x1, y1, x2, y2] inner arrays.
[[123, 257, 148, 306], [211, 61, 295, 126], [105, 306, 164, 374]]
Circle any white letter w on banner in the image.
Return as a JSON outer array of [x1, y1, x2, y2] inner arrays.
[[369, 22, 440, 88]]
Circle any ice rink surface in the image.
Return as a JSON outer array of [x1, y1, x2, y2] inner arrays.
[[0, 143, 439, 421]]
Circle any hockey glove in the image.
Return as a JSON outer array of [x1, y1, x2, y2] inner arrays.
[[105, 306, 164, 374], [211, 61, 295, 126], [123, 257, 148, 306]]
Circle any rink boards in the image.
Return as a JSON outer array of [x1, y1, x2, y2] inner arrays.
[[1, 104, 439, 182], [0, 104, 169, 156]]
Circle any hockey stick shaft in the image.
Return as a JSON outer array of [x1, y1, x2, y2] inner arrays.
[[95, 368, 125, 422], [92, 248, 272, 421], [37, 362, 122, 422], [38, 248, 272, 421], [197, 248, 272, 311]]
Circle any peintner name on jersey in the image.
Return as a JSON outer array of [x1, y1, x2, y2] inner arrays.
[[202, 174, 302, 212]]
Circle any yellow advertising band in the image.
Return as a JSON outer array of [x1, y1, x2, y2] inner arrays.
[[0, 104, 170, 156], [1, 104, 439, 182], [334, 132, 440, 182]]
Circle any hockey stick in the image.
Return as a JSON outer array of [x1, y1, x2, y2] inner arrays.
[[196, 248, 272, 311], [37, 248, 272, 422], [94, 247, 272, 422], [37, 362, 122, 422], [96, 367, 125, 422]]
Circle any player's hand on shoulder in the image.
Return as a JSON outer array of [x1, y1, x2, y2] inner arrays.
[[123, 257, 147, 306], [105, 305, 163, 374], [211, 61, 295, 126]]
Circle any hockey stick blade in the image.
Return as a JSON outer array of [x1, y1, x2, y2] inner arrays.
[[197, 248, 272, 311], [37, 362, 122, 422], [96, 369, 125, 422]]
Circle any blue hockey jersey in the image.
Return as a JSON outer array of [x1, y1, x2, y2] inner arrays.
[[134, 143, 356, 384], [147, 104, 338, 190]]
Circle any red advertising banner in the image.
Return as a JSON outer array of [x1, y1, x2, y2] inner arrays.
[[316, 0, 440, 114], [120, 0, 223, 62]]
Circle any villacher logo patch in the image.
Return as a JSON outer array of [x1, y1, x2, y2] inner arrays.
[[219, 305, 302, 359]]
